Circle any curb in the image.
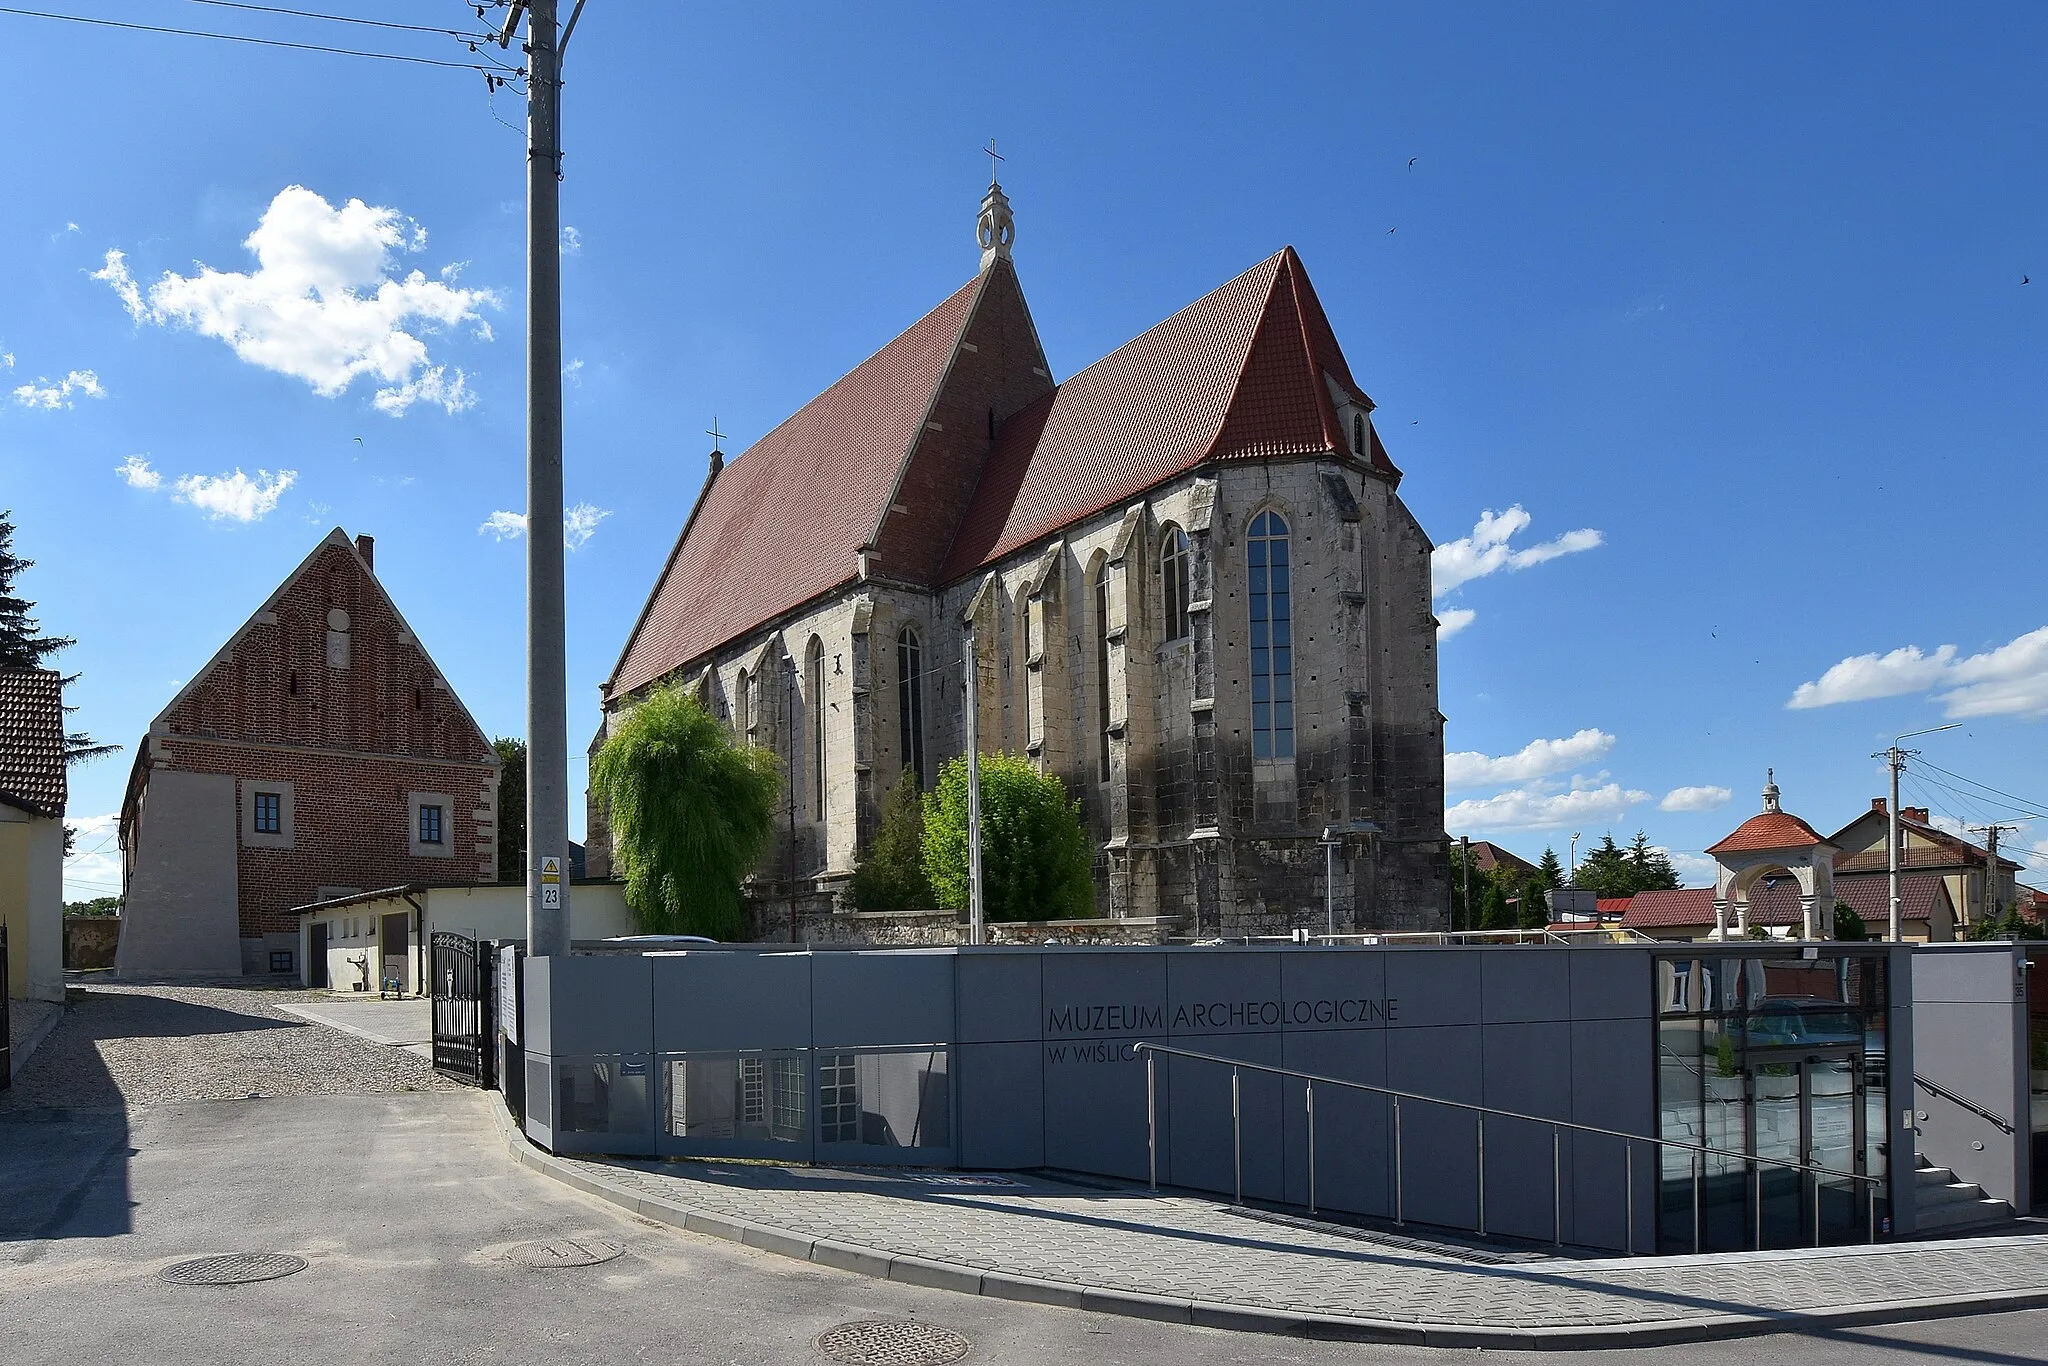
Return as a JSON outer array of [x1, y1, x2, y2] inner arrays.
[[9, 1001, 65, 1083], [489, 1100, 2048, 1349]]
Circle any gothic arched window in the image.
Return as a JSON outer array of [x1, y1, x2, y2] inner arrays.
[[1352, 412, 1367, 457], [1093, 557, 1113, 782], [735, 668, 751, 741], [1160, 524, 1190, 642], [897, 626, 926, 787], [1247, 510, 1294, 761], [806, 637, 827, 821]]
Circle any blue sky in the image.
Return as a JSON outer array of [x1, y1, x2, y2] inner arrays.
[[5, 3, 2043, 902]]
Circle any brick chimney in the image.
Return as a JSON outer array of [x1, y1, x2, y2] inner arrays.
[[1903, 807, 1929, 824], [355, 534, 375, 571], [1871, 797, 1887, 814]]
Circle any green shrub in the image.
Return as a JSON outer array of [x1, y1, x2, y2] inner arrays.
[[923, 753, 1095, 921], [849, 770, 934, 911]]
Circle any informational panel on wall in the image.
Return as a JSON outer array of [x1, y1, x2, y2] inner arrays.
[[498, 944, 520, 1045]]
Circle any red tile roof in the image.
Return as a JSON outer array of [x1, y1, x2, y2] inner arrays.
[[1595, 897, 1634, 917], [1619, 887, 1717, 929], [1706, 810, 1830, 855], [1468, 841, 1539, 879], [0, 668, 66, 819], [940, 247, 1394, 578], [608, 270, 1014, 698]]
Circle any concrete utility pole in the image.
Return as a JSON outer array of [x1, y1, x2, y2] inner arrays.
[[963, 627, 984, 945], [502, 0, 575, 957], [1875, 724, 1958, 943], [1970, 824, 2015, 926], [1460, 834, 1471, 934]]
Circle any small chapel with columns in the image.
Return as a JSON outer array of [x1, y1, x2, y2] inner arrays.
[[588, 183, 1449, 935], [1705, 772, 1840, 939]]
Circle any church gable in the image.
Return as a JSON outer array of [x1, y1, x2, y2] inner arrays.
[[872, 258, 1053, 587], [157, 529, 489, 763]]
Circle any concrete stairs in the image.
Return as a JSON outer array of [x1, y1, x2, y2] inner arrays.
[[1914, 1155, 2015, 1233]]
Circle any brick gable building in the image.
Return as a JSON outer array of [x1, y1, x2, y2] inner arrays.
[[594, 188, 1448, 934], [117, 529, 499, 978]]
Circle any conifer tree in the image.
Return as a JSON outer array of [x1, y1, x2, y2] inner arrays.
[[0, 509, 116, 764], [1538, 846, 1566, 890], [849, 769, 934, 911]]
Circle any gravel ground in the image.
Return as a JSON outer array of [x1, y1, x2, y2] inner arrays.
[[0, 981, 456, 1113], [7, 996, 61, 1060]]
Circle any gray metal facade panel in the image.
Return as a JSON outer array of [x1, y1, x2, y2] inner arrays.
[[1166, 945, 1283, 1038], [1569, 947, 1655, 1021], [546, 954, 653, 1055], [1481, 948, 1570, 1023], [1382, 948, 1483, 1028], [811, 949, 955, 1047], [652, 950, 813, 1052], [1040, 948, 1169, 1038], [955, 950, 1044, 1043], [1910, 945, 2021, 1005], [956, 1041, 1046, 1168]]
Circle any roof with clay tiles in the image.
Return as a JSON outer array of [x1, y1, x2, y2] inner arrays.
[[1706, 810, 1831, 855], [0, 668, 66, 819], [941, 246, 1394, 578]]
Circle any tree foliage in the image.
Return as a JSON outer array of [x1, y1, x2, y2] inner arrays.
[[1832, 901, 1869, 941], [1518, 876, 1551, 930], [64, 896, 121, 917], [493, 736, 528, 883], [589, 688, 782, 939], [1570, 832, 1680, 898], [849, 770, 934, 911], [1538, 847, 1566, 890], [0, 510, 117, 764], [923, 753, 1095, 922]]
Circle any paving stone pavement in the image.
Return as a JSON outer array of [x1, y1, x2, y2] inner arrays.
[[533, 1143, 2048, 1340]]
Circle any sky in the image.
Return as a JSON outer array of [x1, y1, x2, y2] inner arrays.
[[3, 3, 2043, 904]]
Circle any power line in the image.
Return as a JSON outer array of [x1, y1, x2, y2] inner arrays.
[[185, 0, 494, 42], [1914, 757, 2048, 820], [0, 5, 515, 72]]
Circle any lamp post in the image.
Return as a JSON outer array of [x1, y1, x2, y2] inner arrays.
[[1321, 821, 1380, 937], [1876, 724, 1958, 942]]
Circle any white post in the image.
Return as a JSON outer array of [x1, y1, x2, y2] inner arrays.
[[1323, 827, 1336, 937], [964, 625, 984, 946]]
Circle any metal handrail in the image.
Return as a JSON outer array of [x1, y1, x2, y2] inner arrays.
[[1915, 1073, 2016, 1134], [1137, 1042, 1887, 1255]]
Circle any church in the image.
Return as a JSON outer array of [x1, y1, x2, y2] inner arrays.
[[591, 185, 1448, 935]]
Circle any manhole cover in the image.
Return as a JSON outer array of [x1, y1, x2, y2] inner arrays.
[[815, 1320, 972, 1365], [505, 1238, 625, 1269], [158, 1253, 308, 1286]]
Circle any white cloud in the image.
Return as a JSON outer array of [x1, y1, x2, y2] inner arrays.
[[1, 347, 13, 369], [479, 510, 528, 540], [1431, 505, 1603, 598], [1447, 782, 1651, 833], [560, 225, 583, 255], [93, 185, 497, 415], [1657, 848, 1717, 887], [564, 502, 610, 549], [371, 364, 474, 416], [1788, 626, 2048, 720], [1660, 784, 1732, 813], [173, 468, 296, 522], [1436, 607, 1475, 639], [562, 357, 584, 386], [12, 369, 105, 409], [1787, 645, 1957, 709], [480, 502, 612, 550], [1445, 729, 1615, 792], [116, 454, 162, 489]]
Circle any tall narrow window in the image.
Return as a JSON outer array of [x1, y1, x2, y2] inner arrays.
[[1248, 510, 1294, 761], [897, 626, 926, 787], [1160, 525, 1190, 642], [806, 638, 827, 821], [735, 668, 751, 741], [1093, 559, 1113, 782], [1352, 413, 1367, 456]]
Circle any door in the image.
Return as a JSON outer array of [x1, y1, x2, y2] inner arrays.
[[380, 912, 411, 993], [1749, 1048, 1864, 1248], [308, 922, 329, 988]]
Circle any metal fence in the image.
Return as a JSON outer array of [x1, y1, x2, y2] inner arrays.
[[430, 932, 494, 1087]]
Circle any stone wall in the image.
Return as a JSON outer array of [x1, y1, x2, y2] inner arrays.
[[63, 915, 121, 970]]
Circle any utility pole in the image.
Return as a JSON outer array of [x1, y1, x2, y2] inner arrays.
[[1459, 834, 1471, 934], [1970, 824, 2016, 927], [963, 626, 984, 945], [502, 0, 571, 957], [1875, 724, 1959, 943], [786, 650, 798, 943]]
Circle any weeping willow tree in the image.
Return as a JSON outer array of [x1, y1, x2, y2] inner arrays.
[[589, 687, 781, 939]]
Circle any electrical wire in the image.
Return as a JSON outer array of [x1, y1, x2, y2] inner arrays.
[[0, 5, 514, 72], [1913, 757, 2048, 820], [185, 0, 495, 42]]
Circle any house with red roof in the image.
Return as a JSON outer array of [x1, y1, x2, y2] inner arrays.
[[593, 185, 1446, 934], [1828, 799, 2024, 934], [1, 668, 67, 1003]]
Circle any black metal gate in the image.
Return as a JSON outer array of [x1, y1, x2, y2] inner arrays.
[[430, 931, 493, 1087]]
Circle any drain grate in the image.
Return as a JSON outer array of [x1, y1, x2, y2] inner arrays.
[[158, 1253, 308, 1286], [505, 1238, 625, 1269], [815, 1320, 972, 1366]]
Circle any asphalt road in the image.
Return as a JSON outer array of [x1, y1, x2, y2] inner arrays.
[[2, 1085, 2044, 1366]]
